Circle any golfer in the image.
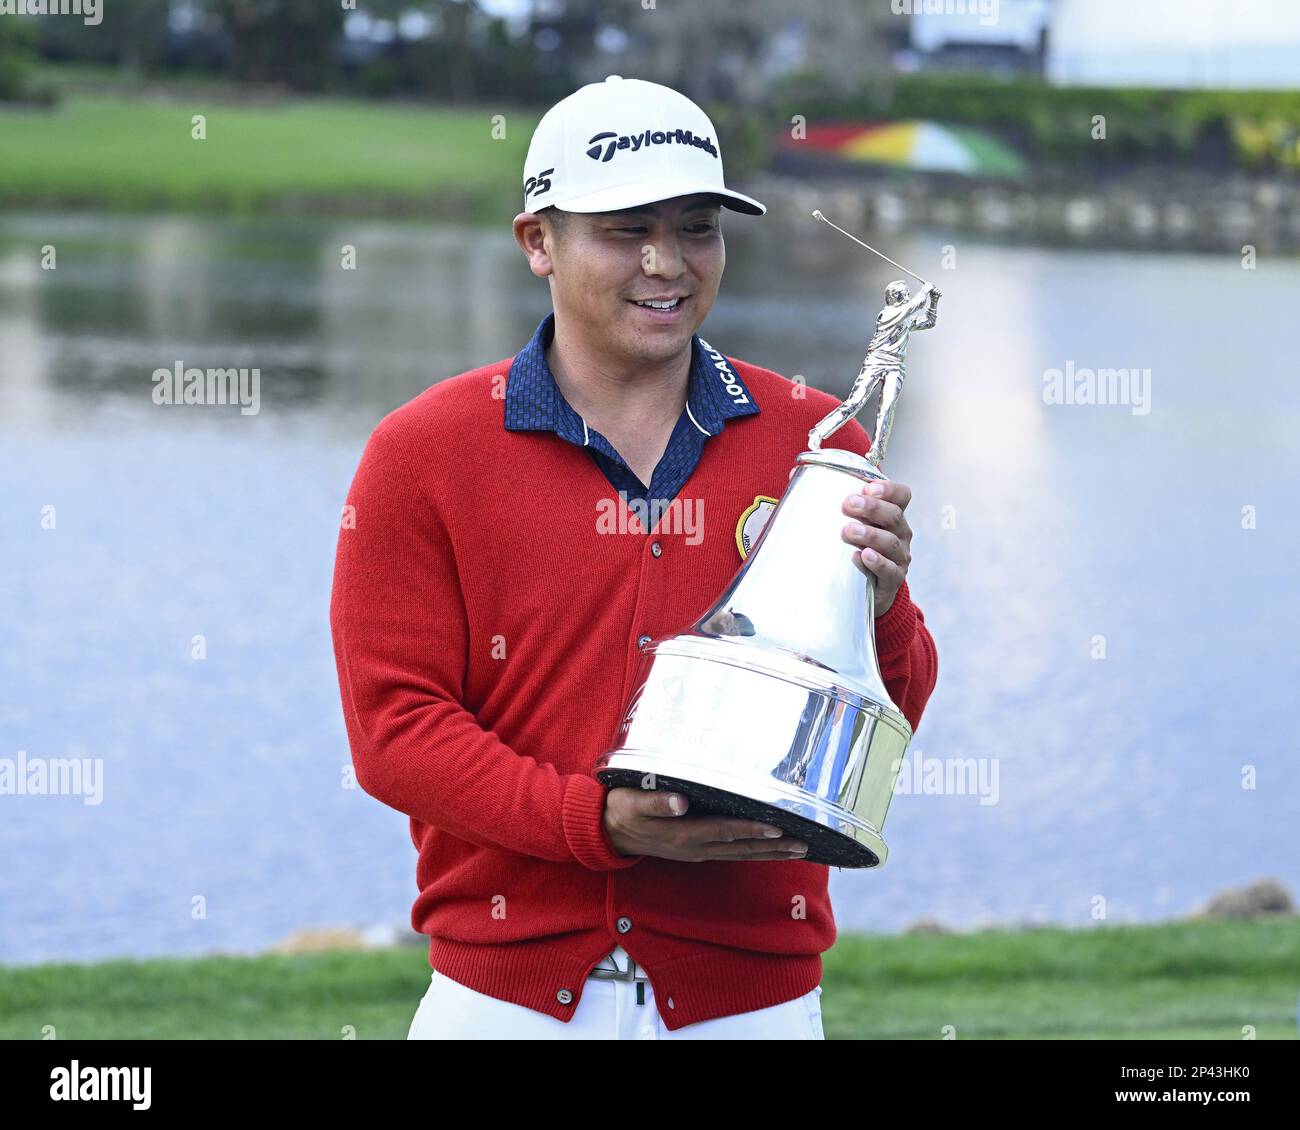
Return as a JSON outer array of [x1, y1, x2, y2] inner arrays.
[[329, 75, 939, 1040]]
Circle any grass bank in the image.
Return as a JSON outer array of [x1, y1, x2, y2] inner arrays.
[[0, 87, 532, 219], [1, 918, 1296, 1039]]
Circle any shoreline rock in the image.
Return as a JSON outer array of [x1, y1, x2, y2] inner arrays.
[[743, 166, 1300, 253], [1188, 877, 1296, 921]]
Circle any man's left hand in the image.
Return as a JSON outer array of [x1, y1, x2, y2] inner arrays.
[[841, 479, 913, 618]]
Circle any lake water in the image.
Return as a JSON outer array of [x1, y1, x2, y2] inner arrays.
[[1, 211, 1296, 965]]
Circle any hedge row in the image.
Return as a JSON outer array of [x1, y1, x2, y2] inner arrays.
[[770, 72, 1300, 170]]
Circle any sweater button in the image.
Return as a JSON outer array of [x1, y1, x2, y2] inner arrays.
[[651, 541, 662, 557], [556, 988, 574, 1005], [616, 916, 632, 933], [637, 634, 652, 649], [667, 996, 675, 1009]]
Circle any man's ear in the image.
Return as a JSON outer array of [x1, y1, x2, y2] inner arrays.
[[513, 212, 554, 279]]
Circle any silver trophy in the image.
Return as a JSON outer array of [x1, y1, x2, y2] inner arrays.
[[595, 213, 940, 867]]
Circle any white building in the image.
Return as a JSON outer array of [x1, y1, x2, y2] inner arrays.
[[907, 0, 1300, 89], [1046, 0, 1300, 89]]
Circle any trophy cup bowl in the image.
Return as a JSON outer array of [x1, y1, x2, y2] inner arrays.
[[594, 447, 912, 868]]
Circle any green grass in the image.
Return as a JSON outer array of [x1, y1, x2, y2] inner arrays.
[[1, 919, 1296, 1039], [822, 919, 1300, 1040], [0, 90, 535, 218]]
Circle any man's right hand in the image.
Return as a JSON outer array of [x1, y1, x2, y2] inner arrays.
[[603, 787, 810, 862]]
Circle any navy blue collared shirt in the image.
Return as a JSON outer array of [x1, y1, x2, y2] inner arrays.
[[504, 313, 760, 522]]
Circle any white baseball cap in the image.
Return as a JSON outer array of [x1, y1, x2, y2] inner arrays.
[[521, 75, 766, 217]]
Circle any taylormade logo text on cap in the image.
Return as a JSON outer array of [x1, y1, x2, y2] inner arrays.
[[521, 75, 766, 217], [585, 128, 719, 164]]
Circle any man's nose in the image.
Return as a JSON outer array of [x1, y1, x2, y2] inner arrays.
[[641, 232, 685, 277]]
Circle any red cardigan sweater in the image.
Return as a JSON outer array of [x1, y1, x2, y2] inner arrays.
[[329, 351, 939, 1031]]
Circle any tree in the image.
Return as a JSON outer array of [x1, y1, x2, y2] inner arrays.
[[205, 0, 347, 90], [0, 17, 42, 102]]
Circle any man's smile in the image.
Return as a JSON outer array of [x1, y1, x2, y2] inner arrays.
[[627, 294, 689, 321]]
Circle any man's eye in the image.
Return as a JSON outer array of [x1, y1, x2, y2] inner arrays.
[[610, 223, 715, 234]]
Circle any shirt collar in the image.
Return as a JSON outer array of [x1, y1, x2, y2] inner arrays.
[[503, 312, 760, 443]]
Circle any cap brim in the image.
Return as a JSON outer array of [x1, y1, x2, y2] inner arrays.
[[550, 177, 766, 217]]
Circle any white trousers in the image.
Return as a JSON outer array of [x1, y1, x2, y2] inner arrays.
[[407, 945, 824, 1040]]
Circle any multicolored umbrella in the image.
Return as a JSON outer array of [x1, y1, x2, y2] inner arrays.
[[784, 120, 1027, 179]]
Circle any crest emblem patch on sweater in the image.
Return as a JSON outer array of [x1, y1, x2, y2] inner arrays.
[[735, 496, 778, 559]]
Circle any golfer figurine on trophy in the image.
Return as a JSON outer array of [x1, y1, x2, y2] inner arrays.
[[808, 271, 941, 465]]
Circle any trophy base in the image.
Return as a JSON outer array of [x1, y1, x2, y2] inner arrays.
[[597, 753, 884, 868]]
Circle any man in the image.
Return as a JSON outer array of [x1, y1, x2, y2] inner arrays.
[[329, 75, 939, 1040]]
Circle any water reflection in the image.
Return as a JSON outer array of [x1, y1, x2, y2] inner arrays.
[[0, 211, 1295, 963]]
